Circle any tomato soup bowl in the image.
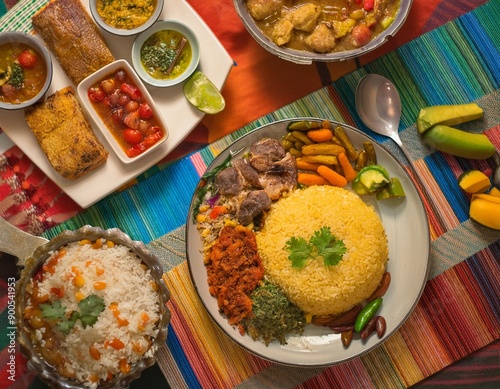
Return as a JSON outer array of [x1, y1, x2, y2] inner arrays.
[[77, 59, 169, 164], [233, 0, 413, 65], [0, 31, 53, 110], [131, 20, 200, 88], [89, 0, 164, 37]]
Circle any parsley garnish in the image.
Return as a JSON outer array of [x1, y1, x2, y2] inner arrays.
[[8, 64, 24, 88], [192, 154, 233, 222], [40, 294, 105, 335], [285, 227, 346, 268]]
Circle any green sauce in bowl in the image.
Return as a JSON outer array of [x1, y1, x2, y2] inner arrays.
[[140, 30, 192, 80]]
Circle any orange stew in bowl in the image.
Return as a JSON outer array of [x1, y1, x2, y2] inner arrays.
[[87, 68, 164, 158], [0, 42, 47, 104]]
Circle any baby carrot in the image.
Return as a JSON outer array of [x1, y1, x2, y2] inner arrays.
[[338, 152, 357, 182], [296, 158, 322, 171], [307, 128, 333, 143], [298, 172, 330, 186], [317, 165, 348, 187]]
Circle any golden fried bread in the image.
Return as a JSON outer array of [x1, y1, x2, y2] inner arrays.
[[25, 87, 108, 180], [32, 0, 114, 85]]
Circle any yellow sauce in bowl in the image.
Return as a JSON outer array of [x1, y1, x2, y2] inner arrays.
[[96, 0, 156, 30]]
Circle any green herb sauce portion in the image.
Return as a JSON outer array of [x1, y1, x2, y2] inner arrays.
[[243, 280, 306, 345], [140, 30, 192, 80]]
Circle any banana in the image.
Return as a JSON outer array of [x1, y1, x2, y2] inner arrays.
[[469, 193, 500, 230], [421, 125, 496, 159]]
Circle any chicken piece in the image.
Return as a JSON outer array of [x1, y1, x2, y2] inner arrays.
[[305, 23, 336, 53], [214, 167, 243, 197], [249, 138, 286, 172], [238, 190, 272, 225], [288, 4, 320, 32], [272, 19, 294, 46], [247, 0, 283, 21]]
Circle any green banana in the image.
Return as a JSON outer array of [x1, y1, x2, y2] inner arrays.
[[421, 125, 496, 159]]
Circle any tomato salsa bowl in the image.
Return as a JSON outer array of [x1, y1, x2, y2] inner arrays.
[[0, 31, 53, 110], [131, 20, 200, 88], [77, 59, 168, 164]]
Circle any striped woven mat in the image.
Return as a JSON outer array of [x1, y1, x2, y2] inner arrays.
[[36, 2, 500, 388]]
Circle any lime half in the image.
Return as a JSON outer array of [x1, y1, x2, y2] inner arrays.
[[183, 71, 225, 114]]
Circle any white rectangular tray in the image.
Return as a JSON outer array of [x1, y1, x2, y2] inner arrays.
[[0, 0, 233, 208]]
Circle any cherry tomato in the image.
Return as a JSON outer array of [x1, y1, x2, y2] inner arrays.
[[143, 131, 162, 148], [126, 143, 146, 158], [88, 87, 106, 102], [138, 103, 153, 119], [120, 83, 141, 101], [123, 128, 143, 145], [17, 50, 37, 68]]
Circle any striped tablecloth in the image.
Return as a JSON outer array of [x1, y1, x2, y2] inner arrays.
[[1, 0, 499, 388]]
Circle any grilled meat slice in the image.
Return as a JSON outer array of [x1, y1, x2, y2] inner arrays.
[[238, 190, 272, 226], [214, 166, 243, 197], [249, 138, 286, 172], [259, 153, 297, 200]]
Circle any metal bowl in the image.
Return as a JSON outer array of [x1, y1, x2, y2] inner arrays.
[[233, 0, 413, 65], [14, 225, 171, 389], [0, 31, 53, 110]]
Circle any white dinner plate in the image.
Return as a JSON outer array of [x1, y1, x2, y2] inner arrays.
[[186, 118, 430, 366], [0, 0, 233, 208]]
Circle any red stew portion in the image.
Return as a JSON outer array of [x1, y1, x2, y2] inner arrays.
[[0, 42, 47, 104], [206, 225, 264, 334], [87, 68, 164, 158]]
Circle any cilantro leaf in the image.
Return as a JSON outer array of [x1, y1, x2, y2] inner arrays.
[[285, 236, 311, 268], [320, 241, 347, 267], [286, 226, 346, 268], [78, 295, 105, 328], [310, 227, 334, 252], [58, 311, 80, 335], [40, 300, 66, 320]]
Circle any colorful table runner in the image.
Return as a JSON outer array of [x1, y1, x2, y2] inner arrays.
[[1, 0, 499, 388], [29, 2, 500, 388]]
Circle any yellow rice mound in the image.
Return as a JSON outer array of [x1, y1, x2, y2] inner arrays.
[[256, 185, 388, 317]]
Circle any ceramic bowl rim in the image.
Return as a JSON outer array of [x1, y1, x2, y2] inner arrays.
[[131, 19, 201, 88], [0, 31, 53, 111], [89, 0, 165, 37]]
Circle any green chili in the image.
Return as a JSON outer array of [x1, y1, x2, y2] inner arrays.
[[354, 297, 382, 332]]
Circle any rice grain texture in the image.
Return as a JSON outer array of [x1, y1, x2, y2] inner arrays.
[[256, 185, 388, 317]]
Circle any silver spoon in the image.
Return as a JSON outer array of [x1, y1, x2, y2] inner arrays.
[[355, 74, 414, 166]]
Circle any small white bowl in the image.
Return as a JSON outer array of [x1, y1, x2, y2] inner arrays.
[[131, 20, 200, 87], [0, 31, 53, 110], [89, 0, 164, 37], [77, 59, 168, 164]]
